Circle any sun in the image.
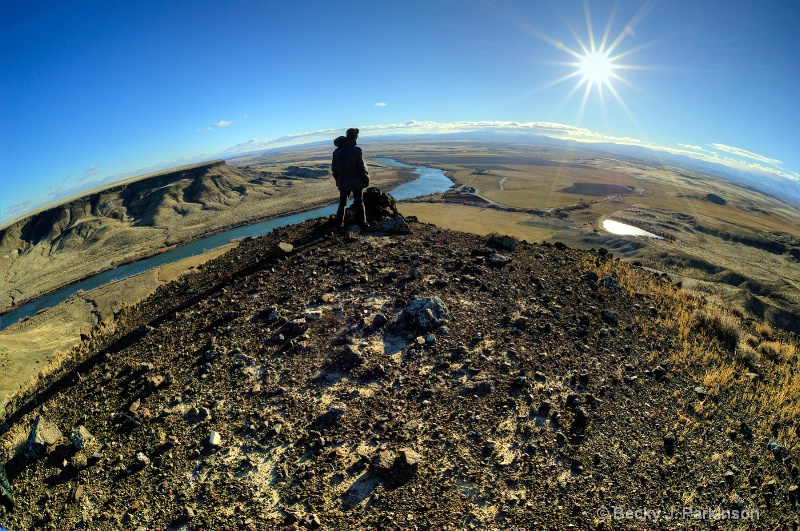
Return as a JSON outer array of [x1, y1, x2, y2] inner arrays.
[[578, 48, 615, 86], [519, 2, 654, 123]]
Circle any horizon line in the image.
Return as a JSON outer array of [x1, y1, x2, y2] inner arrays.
[[2, 123, 798, 226]]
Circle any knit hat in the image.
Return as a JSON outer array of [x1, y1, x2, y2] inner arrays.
[[346, 128, 359, 139]]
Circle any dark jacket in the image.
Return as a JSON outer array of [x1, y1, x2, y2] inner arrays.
[[332, 136, 369, 192]]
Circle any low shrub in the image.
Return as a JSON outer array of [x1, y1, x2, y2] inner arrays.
[[735, 342, 761, 371], [755, 321, 774, 340], [692, 309, 741, 352]]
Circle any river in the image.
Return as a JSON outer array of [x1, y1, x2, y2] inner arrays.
[[0, 158, 451, 330]]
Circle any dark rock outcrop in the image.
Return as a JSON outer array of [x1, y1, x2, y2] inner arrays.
[[363, 187, 401, 222]]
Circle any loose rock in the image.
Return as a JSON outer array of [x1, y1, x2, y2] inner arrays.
[[399, 297, 451, 331], [208, 431, 222, 448], [27, 417, 63, 454], [69, 425, 95, 450]]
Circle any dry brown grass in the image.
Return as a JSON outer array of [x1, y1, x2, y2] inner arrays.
[[743, 363, 800, 427], [755, 321, 775, 339], [470, 165, 637, 209], [583, 255, 799, 447], [757, 340, 797, 363], [734, 342, 761, 371], [730, 304, 747, 318], [702, 362, 739, 395], [742, 333, 760, 348], [690, 308, 742, 352], [399, 203, 560, 242]]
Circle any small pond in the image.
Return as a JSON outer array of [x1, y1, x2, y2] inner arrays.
[[602, 219, 664, 239]]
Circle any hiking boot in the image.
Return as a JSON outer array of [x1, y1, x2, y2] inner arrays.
[[0, 464, 13, 513]]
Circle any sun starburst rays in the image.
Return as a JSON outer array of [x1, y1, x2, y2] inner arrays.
[[525, 1, 655, 126], [484, 1, 658, 127]]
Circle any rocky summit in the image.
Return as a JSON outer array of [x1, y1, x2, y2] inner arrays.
[[1, 216, 798, 530]]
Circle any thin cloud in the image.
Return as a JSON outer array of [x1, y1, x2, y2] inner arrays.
[[710, 143, 781, 166], [374, 102, 387, 107], [198, 120, 233, 132], [656, 145, 798, 182], [4, 201, 32, 216], [67, 164, 99, 182], [678, 143, 717, 155], [358, 120, 646, 145], [46, 186, 67, 200], [678, 143, 703, 151], [221, 128, 341, 154], [95, 151, 219, 185], [718, 157, 798, 182]]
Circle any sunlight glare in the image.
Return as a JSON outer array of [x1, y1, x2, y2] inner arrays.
[[579, 49, 614, 85], [524, 1, 657, 127]]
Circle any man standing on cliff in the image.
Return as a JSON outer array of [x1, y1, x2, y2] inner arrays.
[[331, 127, 370, 232]]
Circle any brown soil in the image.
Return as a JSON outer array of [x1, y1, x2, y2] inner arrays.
[[1, 218, 797, 530]]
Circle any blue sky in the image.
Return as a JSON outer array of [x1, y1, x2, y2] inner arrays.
[[1, 0, 798, 224]]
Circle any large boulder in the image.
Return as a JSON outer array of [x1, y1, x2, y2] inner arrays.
[[370, 447, 423, 486], [488, 234, 518, 251]]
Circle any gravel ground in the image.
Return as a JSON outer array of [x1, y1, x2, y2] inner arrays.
[[1, 217, 797, 530]]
